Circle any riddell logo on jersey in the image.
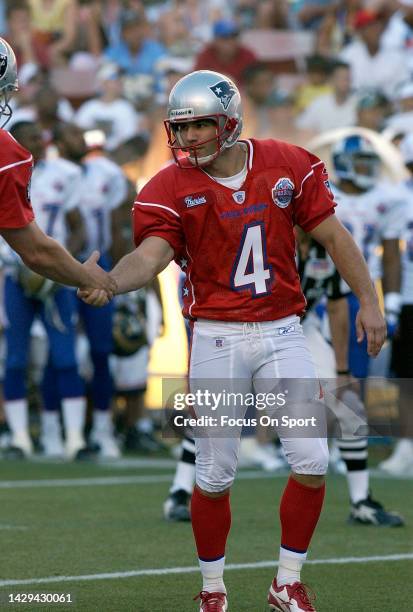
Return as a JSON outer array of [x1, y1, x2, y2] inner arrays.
[[184, 194, 207, 208]]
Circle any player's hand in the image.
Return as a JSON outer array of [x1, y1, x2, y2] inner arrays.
[[355, 301, 386, 357], [77, 287, 110, 307], [80, 250, 117, 297]]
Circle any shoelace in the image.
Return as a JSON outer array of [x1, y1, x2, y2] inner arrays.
[[194, 591, 226, 611], [290, 583, 316, 611]]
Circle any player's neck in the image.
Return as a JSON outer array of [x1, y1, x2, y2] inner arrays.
[[204, 142, 247, 179], [338, 180, 365, 195]]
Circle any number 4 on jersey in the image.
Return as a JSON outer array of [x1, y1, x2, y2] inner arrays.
[[231, 222, 272, 296]]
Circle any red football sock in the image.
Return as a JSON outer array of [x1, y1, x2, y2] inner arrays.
[[191, 486, 231, 561], [279, 476, 325, 553]]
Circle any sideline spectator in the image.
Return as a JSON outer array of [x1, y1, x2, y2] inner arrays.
[[291, 0, 340, 31], [385, 81, 413, 137], [28, 0, 79, 67], [194, 19, 257, 87], [295, 54, 332, 112], [75, 62, 144, 151], [242, 62, 313, 145], [340, 9, 410, 98], [356, 88, 389, 132], [381, 0, 413, 72], [104, 8, 166, 110], [296, 60, 357, 132], [5, 1, 46, 67]]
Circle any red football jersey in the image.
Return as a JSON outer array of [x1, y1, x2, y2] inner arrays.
[[133, 138, 336, 322], [0, 129, 34, 229]]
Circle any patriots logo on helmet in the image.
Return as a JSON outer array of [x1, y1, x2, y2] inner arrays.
[[210, 80, 236, 110], [0, 53, 7, 80]]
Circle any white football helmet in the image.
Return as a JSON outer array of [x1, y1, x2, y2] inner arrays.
[[0, 38, 18, 128], [332, 134, 380, 190], [164, 70, 243, 168]]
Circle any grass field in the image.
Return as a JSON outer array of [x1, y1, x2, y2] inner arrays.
[[0, 458, 411, 611]]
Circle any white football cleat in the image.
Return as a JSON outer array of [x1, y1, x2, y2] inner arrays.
[[90, 412, 121, 459], [65, 430, 87, 460], [91, 430, 121, 459], [10, 430, 33, 457], [268, 578, 316, 611], [378, 439, 413, 476]]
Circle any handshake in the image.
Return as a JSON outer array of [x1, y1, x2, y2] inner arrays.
[[77, 251, 118, 307]]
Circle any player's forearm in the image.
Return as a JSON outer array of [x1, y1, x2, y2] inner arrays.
[[111, 236, 174, 294], [23, 235, 92, 287], [111, 250, 165, 294], [327, 298, 349, 372]]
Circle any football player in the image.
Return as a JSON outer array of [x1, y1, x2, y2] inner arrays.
[[0, 38, 115, 302], [331, 134, 403, 378], [2, 120, 90, 459], [44, 123, 129, 458], [79, 70, 386, 612], [379, 132, 413, 475], [163, 230, 404, 528]]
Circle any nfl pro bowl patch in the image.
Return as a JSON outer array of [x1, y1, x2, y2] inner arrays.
[[272, 177, 294, 208]]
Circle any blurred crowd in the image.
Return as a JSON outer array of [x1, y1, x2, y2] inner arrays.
[[1, 0, 413, 469], [3, 0, 413, 171]]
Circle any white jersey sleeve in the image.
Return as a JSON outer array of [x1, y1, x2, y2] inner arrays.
[[375, 180, 407, 240]]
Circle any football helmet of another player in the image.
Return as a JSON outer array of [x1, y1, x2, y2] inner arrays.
[[164, 70, 243, 168], [332, 134, 380, 190], [17, 266, 56, 301], [0, 38, 18, 128], [112, 292, 148, 357]]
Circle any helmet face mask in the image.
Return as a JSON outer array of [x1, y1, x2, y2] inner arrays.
[[333, 135, 380, 191], [164, 70, 243, 168], [164, 113, 238, 168], [0, 38, 18, 128]]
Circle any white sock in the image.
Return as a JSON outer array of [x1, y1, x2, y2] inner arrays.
[[4, 399, 29, 435], [171, 461, 196, 494], [62, 397, 86, 434], [277, 547, 307, 586], [41, 411, 60, 433], [347, 470, 369, 504], [93, 410, 112, 433], [199, 557, 226, 594], [136, 417, 153, 434]]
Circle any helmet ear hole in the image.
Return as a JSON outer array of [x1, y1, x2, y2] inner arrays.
[[225, 118, 238, 133]]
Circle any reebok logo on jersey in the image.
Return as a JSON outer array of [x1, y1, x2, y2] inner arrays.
[[0, 53, 7, 79], [272, 177, 294, 208], [278, 324, 295, 336], [184, 194, 207, 208]]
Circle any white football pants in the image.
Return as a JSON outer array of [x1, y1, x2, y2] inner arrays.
[[189, 315, 329, 493]]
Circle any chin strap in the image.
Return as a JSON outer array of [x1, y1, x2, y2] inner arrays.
[[0, 90, 13, 128]]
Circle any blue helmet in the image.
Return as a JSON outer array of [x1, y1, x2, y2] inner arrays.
[[332, 134, 380, 190]]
